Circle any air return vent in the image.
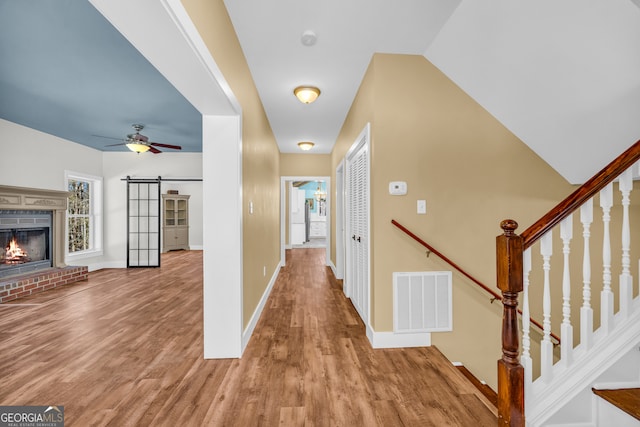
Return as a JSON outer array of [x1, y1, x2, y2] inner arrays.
[[393, 271, 452, 333]]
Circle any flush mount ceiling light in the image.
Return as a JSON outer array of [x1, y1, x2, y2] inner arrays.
[[297, 141, 315, 151], [126, 142, 151, 153], [294, 86, 321, 104]]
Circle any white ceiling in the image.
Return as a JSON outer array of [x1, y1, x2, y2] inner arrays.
[[3, 1, 640, 184], [223, 0, 463, 154], [226, 0, 640, 183], [425, 0, 640, 183]]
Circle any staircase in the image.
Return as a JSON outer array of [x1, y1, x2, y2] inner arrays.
[[496, 140, 640, 426], [592, 387, 640, 426]]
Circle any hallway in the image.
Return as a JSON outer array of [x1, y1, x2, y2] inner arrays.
[[0, 249, 496, 426]]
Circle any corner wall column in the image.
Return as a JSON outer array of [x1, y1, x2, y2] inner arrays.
[[202, 114, 243, 358]]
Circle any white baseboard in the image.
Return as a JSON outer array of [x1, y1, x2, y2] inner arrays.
[[366, 323, 431, 348], [85, 261, 126, 271], [328, 260, 337, 276], [242, 262, 282, 352]]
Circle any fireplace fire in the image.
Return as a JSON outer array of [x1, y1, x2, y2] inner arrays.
[[0, 212, 52, 279], [5, 237, 30, 264]]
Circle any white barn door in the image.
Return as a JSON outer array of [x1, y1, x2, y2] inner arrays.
[[345, 124, 370, 325]]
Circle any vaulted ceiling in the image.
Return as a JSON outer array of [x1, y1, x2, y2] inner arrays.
[[2, 0, 640, 184]]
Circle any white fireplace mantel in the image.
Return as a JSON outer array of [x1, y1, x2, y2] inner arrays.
[[0, 185, 70, 268]]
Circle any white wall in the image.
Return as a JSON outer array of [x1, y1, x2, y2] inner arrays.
[[102, 152, 203, 268], [1, 119, 204, 271], [0, 119, 103, 190]]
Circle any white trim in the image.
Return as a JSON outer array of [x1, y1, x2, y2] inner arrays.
[[242, 261, 283, 350], [528, 298, 640, 426], [592, 380, 640, 389], [87, 261, 126, 271], [344, 123, 371, 322], [91, 0, 245, 359], [65, 170, 104, 261], [202, 115, 243, 359], [366, 323, 431, 349], [335, 160, 345, 281], [327, 259, 337, 276], [90, 0, 240, 116], [160, 0, 241, 114], [280, 176, 331, 267]]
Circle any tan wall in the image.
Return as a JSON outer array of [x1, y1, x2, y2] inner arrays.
[[280, 153, 331, 177], [182, 0, 281, 328], [331, 53, 575, 389], [280, 153, 331, 245]]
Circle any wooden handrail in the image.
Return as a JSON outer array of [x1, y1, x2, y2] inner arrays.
[[521, 138, 640, 248], [498, 138, 640, 426], [391, 219, 501, 300], [391, 219, 559, 344]]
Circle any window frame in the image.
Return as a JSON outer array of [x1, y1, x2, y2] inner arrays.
[[65, 171, 103, 260]]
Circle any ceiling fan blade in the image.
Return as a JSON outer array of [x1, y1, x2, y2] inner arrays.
[[105, 142, 127, 147], [149, 146, 162, 154], [150, 142, 182, 150]]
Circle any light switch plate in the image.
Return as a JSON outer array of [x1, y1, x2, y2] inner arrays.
[[417, 200, 426, 214]]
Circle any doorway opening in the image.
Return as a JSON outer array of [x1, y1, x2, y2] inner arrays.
[[280, 176, 331, 267]]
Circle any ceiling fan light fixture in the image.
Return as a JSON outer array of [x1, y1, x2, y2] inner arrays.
[[294, 86, 320, 104], [126, 142, 151, 153], [297, 141, 314, 151]]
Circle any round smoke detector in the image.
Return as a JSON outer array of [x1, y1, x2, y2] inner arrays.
[[301, 30, 317, 46]]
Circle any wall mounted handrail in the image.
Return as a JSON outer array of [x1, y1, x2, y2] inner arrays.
[[521, 139, 640, 248], [391, 219, 559, 344]]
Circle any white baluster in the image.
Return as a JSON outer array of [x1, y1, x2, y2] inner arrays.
[[522, 248, 533, 394], [600, 183, 614, 334], [560, 215, 573, 365], [541, 231, 554, 382], [580, 199, 593, 350], [618, 169, 633, 319]]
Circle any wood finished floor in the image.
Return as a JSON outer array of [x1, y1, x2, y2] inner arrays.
[[0, 249, 497, 426]]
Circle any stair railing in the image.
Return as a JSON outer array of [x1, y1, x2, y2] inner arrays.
[[391, 219, 558, 344], [497, 139, 640, 426]]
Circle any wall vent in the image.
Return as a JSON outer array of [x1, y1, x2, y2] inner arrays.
[[393, 271, 452, 333]]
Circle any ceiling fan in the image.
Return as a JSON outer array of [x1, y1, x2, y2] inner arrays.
[[104, 124, 182, 154]]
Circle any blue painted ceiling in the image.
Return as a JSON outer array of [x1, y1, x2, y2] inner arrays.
[[0, 0, 202, 152]]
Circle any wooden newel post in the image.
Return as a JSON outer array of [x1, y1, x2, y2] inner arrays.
[[496, 219, 525, 427]]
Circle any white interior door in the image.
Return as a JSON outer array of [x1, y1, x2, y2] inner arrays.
[[345, 124, 370, 325]]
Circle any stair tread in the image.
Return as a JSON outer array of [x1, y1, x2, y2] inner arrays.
[[592, 387, 640, 421]]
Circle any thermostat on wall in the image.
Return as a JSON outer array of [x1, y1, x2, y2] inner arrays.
[[389, 181, 407, 195]]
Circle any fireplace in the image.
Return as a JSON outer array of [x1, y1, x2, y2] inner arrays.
[[0, 185, 89, 303], [0, 185, 69, 278], [0, 210, 52, 279]]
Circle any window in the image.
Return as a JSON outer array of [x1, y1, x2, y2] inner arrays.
[[65, 171, 103, 259]]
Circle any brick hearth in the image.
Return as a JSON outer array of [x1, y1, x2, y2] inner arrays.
[[0, 266, 88, 303]]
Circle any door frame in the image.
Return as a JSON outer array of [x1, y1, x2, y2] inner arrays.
[[280, 176, 331, 267], [344, 123, 371, 322], [335, 160, 345, 284]]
